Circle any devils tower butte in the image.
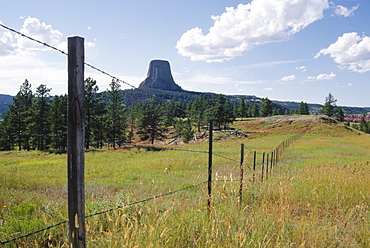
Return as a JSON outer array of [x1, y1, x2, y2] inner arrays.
[[139, 60, 183, 91]]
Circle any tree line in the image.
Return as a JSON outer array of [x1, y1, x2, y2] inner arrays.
[[0, 79, 351, 151]]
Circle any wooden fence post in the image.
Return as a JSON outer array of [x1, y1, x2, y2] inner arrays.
[[270, 151, 273, 171], [68, 36, 86, 248], [207, 121, 213, 211], [261, 152, 265, 182], [266, 153, 269, 180], [239, 143, 244, 206], [253, 151, 256, 183]]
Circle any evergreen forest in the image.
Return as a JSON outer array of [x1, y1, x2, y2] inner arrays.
[[1, 79, 369, 151]]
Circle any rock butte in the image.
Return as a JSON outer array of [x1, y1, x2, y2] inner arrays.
[[139, 60, 183, 91]]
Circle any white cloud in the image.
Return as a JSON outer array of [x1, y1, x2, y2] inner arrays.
[[176, 0, 329, 62], [0, 17, 100, 95], [315, 32, 370, 73], [307, 72, 336, 80], [0, 52, 66, 95], [1, 17, 97, 56], [264, 88, 274, 91], [317, 72, 336, 80], [18, 17, 65, 51], [281, 74, 296, 81], [295, 66, 307, 72], [334, 4, 359, 17], [86, 42, 96, 47], [0, 21, 17, 55]]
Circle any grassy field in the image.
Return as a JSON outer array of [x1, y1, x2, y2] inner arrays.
[[0, 116, 369, 247]]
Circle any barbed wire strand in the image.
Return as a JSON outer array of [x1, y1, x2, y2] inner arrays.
[[0, 134, 302, 245], [85, 181, 208, 218], [0, 23, 67, 56], [0, 220, 68, 245], [0, 132, 239, 163], [0, 181, 207, 245]]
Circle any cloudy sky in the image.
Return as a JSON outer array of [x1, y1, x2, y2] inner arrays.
[[0, 0, 369, 107]]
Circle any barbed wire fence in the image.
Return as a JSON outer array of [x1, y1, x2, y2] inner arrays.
[[0, 22, 303, 246], [0, 131, 302, 245]]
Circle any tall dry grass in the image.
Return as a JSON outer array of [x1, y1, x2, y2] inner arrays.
[[0, 117, 369, 247]]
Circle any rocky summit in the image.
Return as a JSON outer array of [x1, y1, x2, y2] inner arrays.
[[139, 60, 183, 91]]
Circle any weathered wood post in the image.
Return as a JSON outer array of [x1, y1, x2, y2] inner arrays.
[[68, 36, 86, 248], [261, 152, 265, 182], [270, 151, 274, 171], [252, 151, 256, 183], [207, 121, 213, 211], [239, 143, 244, 206], [266, 153, 269, 180]]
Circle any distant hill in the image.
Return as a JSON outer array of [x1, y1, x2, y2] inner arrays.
[[1, 89, 369, 119], [0, 94, 13, 120], [120, 87, 370, 115]]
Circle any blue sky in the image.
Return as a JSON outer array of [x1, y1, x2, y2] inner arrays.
[[0, 0, 369, 107]]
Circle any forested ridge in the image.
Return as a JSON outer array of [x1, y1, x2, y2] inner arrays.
[[1, 78, 369, 151]]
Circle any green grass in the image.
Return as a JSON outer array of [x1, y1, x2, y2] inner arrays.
[[0, 116, 369, 247]]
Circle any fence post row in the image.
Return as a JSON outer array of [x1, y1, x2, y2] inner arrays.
[[67, 36, 86, 248], [1, 25, 310, 245]]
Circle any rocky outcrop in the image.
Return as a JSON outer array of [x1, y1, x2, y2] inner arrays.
[[139, 60, 183, 91]]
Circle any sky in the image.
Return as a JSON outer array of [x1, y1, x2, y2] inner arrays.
[[0, 0, 369, 107]]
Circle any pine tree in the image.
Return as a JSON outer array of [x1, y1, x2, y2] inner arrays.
[[189, 95, 209, 132], [335, 106, 345, 122], [127, 104, 139, 144], [178, 119, 194, 143], [260, 97, 273, 117], [237, 98, 247, 119], [84, 78, 107, 149], [49, 94, 67, 150], [106, 79, 127, 148], [298, 101, 310, 115], [136, 99, 167, 144], [29, 84, 51, 150], [161, 100, 178, 127], [248, 103, 259, 117], [209, 94, 234, 129], [359, 118, 369, 133], [91, 97, 108, 149], [322, 93, 337, 117], [6, 80, 34, 150], [0, 112, 13, 150]]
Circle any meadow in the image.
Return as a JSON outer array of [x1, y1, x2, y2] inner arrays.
[[0, 116, 369, 247]]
